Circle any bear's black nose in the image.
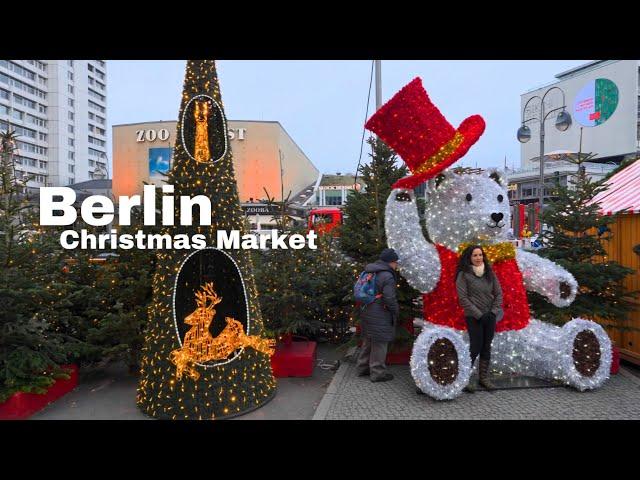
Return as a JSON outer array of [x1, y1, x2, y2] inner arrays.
[[491, 212, 504, 223]]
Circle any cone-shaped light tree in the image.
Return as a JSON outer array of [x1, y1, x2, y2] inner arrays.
[[137, 60, 276, 419]]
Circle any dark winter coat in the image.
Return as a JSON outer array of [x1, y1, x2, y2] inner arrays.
[[359, 260, 400, 342], [455, 269, 504, 322]]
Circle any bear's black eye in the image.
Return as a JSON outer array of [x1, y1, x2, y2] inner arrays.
[[395, 192, 412, 202], [465, 193, 472, 202], [497, 194, 504, 203]]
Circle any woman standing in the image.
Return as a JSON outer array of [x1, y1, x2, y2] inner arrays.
[[455, 245, 503, 392]]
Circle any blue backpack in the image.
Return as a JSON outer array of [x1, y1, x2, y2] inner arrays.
[[354, 271, 382, 308]]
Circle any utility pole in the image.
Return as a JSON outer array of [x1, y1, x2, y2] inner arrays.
[[375, 60, 382, 110], [373, 60, 382, 249]]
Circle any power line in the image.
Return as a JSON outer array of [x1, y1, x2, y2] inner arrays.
[[353, 60, 375, 190]]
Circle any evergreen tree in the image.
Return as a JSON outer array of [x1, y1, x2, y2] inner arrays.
[[57, 211, 156, 373], [529, 155, 636, 326], [251, 188, 357, 341], [340, 137, 408, 259], [137, 61, 275, 419], [0, 128, 72, 401], [253, 226, 358, 340], [340, 137, 421, 349]]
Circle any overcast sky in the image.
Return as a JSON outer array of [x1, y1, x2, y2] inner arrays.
[[107, 60, 588, 174]]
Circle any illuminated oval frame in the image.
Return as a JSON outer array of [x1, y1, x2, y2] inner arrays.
[[180, 94, 229, 164], [172, 247, 251, 368]]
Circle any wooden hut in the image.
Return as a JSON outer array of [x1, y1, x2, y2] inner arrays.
[[590, 160, 640, 365]]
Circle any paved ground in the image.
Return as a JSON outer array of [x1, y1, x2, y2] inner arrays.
[[32, 343, 342, 420], [314, 356, 640, 420]]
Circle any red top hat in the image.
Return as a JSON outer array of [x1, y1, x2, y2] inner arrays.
[[365, 77, 485, 190]]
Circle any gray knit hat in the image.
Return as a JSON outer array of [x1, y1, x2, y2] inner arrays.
[[380, 248, 399, 263]]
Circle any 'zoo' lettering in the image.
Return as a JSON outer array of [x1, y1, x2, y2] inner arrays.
[[136, 129, 170, 142]]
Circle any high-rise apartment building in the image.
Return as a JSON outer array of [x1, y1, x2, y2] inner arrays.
[[0, 60, 108, 188]]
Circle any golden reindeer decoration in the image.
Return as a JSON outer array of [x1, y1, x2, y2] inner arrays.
[[193, 99, 211, 163], [170, 282, 275, 381]]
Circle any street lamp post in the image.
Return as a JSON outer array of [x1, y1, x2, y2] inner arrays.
[[517, 87, 572, 236]]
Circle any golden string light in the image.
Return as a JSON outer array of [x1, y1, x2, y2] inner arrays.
[[170, 282, 274, 381], [457, 241, 516, 263]]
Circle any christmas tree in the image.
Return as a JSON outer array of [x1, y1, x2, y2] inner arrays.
[[137, 61, 276, 419], [529, 154, 635, 326], [0, 128, 72, 401], [340, 137, 421, 349]]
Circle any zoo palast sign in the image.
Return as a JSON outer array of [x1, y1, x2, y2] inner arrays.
[[136, 127, 247, 143]]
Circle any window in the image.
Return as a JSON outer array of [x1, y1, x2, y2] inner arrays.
[[89, 159, 95, 166], [68, 138, 74, 147], [67, 60, 74, 68], [38, 132, 47, 142], [35, 174, 46, 183], [67, 71, 73, 81], [88, 112, 94, 120], [27, 60, 47, 71], [26, 114, 46, 127], [88, 136, 105, 147], [89, 147, 103, 157], [88, 76, 94, 86], [12, 109, 24, 121], [67, 84, 74, 94], [88, 100, 105, 113], [1, 120, 26, 138], [88, 88, 105, 102], [96, 127, 106, 136], [68, 98, 74, 108], [68, 151, 74, 160], [39, 160, 46, 169], [95, 115, 105, 125], [13, 140, 46, 156], [39, 104, 47, 114], [324, 189, 343, 206], [68, 177, 74, 185], [88, 64, 94, 72], [68, 165, 74, 173], [0, 89, 8, 100], [0, 60, 36, 81], [68, 111, 74, 121], [68, 124, 74, 134], [88, 124, 94, 133], [14, 94, 37, 110], [0, 104, 8, 115], [0, 71, 47, 99]]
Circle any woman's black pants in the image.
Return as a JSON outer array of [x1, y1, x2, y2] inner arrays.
[[465, 314, 496, 364]]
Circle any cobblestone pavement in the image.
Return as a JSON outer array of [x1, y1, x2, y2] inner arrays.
[[314, 358, 640, 420]]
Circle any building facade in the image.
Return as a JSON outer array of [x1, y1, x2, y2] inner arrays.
[[520, 60, 639, 168], [112, 120, 319, 204], [304, 173, 364, 208], [506, 158, 618, 205], [0, 60, 108, 189]]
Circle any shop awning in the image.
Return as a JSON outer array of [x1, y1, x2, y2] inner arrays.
[[590, 160, 640, 216]]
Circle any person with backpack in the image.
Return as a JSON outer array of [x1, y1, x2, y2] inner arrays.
[[354, 248, 400, 382]]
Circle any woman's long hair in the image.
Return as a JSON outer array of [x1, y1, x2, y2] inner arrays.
[[454, 245, 495, 284]]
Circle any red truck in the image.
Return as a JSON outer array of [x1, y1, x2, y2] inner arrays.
[[308, 207, 343, 235]]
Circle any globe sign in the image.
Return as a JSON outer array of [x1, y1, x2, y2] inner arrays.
[[573, 78, 619, 127]]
